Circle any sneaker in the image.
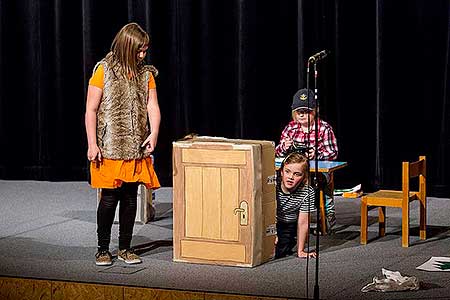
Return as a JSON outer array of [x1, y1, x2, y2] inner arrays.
[[326, 214, 337, 233], [312, 215, 336, 236], [118, 249, 142, 264], [312, 225, 323, 236], [95, 250, 112, 266]]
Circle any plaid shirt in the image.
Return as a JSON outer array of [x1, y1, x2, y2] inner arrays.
[[275, 119, 338, 160]]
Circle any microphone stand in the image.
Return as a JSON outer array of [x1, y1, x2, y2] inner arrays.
[[306, 57, 321, 300]]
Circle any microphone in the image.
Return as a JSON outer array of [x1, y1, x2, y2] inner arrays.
[[308, 50, 329, 63]]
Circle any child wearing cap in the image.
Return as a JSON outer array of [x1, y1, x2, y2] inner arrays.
[[275, 88, 338, 233]]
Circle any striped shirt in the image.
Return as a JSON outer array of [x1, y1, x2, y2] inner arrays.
[[276, 177, 316, 223], [275, 119, 338, 160]]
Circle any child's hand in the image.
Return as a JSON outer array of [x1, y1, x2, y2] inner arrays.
[[306, 147, 315, 159], [141, 132, 158, 153], [284, 139, 293, 151], [298, 250, 316, 259], [87, 145, 102, 162]]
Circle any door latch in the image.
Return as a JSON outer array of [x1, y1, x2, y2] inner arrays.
[[233, 201, 248, 226]]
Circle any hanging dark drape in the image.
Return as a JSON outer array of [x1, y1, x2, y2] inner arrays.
[[0, 0, 449, 197]]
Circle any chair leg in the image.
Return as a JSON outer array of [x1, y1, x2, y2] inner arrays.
[[420, 198, 426, 240], [402, 203, 409, 247], [360, 199, 368, 245], [320, 190, 327, 235], [378, 207, 386, 237]]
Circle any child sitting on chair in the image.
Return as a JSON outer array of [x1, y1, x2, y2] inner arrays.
[[275, 152, 316, 259]]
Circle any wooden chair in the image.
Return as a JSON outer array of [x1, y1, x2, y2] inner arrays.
[[360, 156, 426, 247]]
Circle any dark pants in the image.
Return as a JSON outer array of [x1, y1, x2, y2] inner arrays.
[[97, 182, 138, 251], [275, 221, 297, 259]]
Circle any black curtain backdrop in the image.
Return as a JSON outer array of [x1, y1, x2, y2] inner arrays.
[[0, 0, 449, 197]]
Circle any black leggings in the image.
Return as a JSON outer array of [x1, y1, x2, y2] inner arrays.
[[97, 182, 138, 251], [275, 221, 297, 259]]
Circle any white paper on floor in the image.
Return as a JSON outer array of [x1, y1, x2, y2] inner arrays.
[[361, 268, 420, 292], [416, 256, 450, 272]]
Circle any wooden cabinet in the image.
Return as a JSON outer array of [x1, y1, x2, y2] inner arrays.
[[172, 136, 276, 267]]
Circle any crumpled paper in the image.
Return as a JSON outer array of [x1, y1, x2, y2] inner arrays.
[[361, 268, 420, 292]]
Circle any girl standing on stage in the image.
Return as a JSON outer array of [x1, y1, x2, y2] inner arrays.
[[85, 23, 160, 266]]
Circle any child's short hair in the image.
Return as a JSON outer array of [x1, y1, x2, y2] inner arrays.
[[281, 152, 309, 174]]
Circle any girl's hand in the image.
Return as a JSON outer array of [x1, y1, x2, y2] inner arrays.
[[284, 139, 293, 152], [141, 132, 158, 153], [307, 147, 315, 159], [87, 145, 102, 162]]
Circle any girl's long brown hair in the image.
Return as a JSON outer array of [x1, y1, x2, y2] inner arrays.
[[111, 23, 149, 81]]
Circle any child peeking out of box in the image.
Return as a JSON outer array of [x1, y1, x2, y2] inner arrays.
[[275, 152, 316, 259]]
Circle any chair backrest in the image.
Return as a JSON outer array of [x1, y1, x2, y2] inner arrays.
[[402, 156, 426, 201]]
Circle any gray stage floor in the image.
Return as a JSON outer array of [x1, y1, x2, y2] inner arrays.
[[1, 180, 450, 300]]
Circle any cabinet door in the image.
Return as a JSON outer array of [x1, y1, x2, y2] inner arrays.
[[173, 147, 254, 265]]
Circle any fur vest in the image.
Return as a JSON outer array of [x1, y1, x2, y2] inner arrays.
[[95, 52, 158, 160]]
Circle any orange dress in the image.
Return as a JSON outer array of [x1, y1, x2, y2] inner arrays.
[[88, 65, 160, 190]]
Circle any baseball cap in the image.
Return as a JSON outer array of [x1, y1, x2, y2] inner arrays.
[[291, 88, 316, 111]]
